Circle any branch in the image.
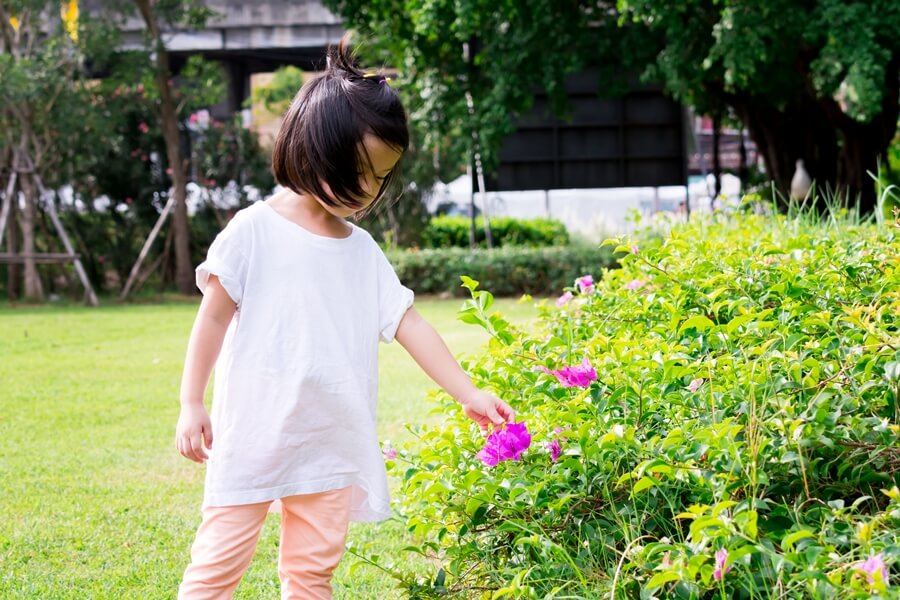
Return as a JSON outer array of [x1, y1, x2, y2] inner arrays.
[[0, 3, 14, 53]]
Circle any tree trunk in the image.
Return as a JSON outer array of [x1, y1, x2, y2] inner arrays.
[[135, 0, 195, 295], [19, 174, 44, 301], [712, 113, 722, 206], [6, 189, 21, 300], [732, 57, 899, 214]]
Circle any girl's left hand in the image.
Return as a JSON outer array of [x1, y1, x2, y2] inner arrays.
[[459, 389, 515, 436]]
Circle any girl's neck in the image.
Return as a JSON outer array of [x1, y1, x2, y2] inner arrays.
[[265, 188, 353, 239]]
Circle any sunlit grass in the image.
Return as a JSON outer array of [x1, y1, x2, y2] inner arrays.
[[0, 297, 537, 599]]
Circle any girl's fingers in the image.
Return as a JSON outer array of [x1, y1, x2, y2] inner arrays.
[[190, 435, 208, 462]]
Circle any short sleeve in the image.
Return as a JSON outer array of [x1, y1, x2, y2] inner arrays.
[[196, 218, 249, 307], [376, 247, 414, 343]]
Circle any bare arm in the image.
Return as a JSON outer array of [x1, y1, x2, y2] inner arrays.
[[175, 275, 236, 463], [395, 307, 515, 434]]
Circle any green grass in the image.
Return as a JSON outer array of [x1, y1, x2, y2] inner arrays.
[[0, 298, 537, 599]]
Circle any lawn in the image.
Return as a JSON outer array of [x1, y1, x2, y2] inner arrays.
[[0, 297, 538, 599]]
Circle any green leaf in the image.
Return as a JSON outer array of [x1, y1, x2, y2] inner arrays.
[[782, 530, 816, 552], [459, 275, 479, 291], [678, 315, 715, 334], [632, 476, 658, 494], [646, 571, 681, 589]]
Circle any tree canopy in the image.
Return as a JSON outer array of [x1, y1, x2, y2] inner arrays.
[[326, 0, 900, 210]]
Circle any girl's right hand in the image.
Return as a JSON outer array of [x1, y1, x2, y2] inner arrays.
[[175, 404, 213, 463]]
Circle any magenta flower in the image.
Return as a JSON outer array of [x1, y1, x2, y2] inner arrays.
[[540, 358, 597, 388], [687, 378, 704, 392], [713, 548, 731, 581], [546, 438, 562, 462], [855, 554, 889, 588], [476, 422, 532, 467], [624, 279, 645, 291], [575, 275, 594, 294], [382, 446, 398, 460], [556, 291, 574, 307]]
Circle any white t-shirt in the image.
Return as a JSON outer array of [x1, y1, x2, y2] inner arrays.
[[194, 201, 414, 522]]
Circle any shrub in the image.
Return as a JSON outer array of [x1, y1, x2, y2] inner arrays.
[[387, 245, 616, 297], [421, 215, 570, 248], [381, 210, 900, 598]]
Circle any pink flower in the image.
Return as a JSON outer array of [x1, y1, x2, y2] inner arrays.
[[138, 122, 149, 134], [575, 275, 594, 294], [556, 291, 573, 307], [476, 422, 531, 467], [540, 358, 597, 388], [382, 447, 398, 461], [687, 378, 704, 392], [546, 438, 562, 462], [624, 279, 645, 291], [713, 548, 731, 581], [855, 554, 889, 589], [631, 245, 639, 254]]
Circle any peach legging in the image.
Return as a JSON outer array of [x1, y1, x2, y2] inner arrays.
[[178, 487, 353, 600]]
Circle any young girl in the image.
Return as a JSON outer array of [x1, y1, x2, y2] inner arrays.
[[175, 38, 515, 599]]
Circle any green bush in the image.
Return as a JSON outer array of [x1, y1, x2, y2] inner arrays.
[[387, 245, 616, 297], [421, 215, 570, 248], [381, 210, 900, 597]]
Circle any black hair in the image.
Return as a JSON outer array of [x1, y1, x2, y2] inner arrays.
[[271, 35, 409, 213]]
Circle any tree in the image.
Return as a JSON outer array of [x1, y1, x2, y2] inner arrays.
[[0, 0, 95, 301], [325, 0, 900, 212], [323, 0, 630, 176], [619, 0, 900, 212], [128, 0, 218, 294]]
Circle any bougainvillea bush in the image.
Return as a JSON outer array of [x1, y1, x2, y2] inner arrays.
[[382, 209, 900, 598]]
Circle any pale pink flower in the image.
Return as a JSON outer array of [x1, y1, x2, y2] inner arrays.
[[575, 275, 594, 294], [556, 291, 573, 307], [546, 439, 561, 462], [687, 378, 704, 393], [713, 548, 731, 581], [855, 554, 889, 589], [539, 358, 597, 388], [631, 245, 639, 254], [382, 446, 398, 460], [624, 279, 645, 291]]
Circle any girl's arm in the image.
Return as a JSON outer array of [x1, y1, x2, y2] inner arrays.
[[175, 275, 236, 463], [395, 307, 515, 435]]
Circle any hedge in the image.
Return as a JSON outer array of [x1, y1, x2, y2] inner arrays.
[[386, 245, 617, 297], [421, 216, 570, 249], [379, 208, 900, 598]]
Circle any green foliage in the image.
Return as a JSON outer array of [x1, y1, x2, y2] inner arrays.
[[326, 0, 900, 209], [387, 245, 616, 297], [323, 0, 632, 174], [250, 65, 304, 113], [421, 216, 570, 249], [189, 114, 275, 193], [380, 209, 900, 597]]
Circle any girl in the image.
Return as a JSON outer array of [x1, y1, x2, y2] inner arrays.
[[174, 38, 515, 599]]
